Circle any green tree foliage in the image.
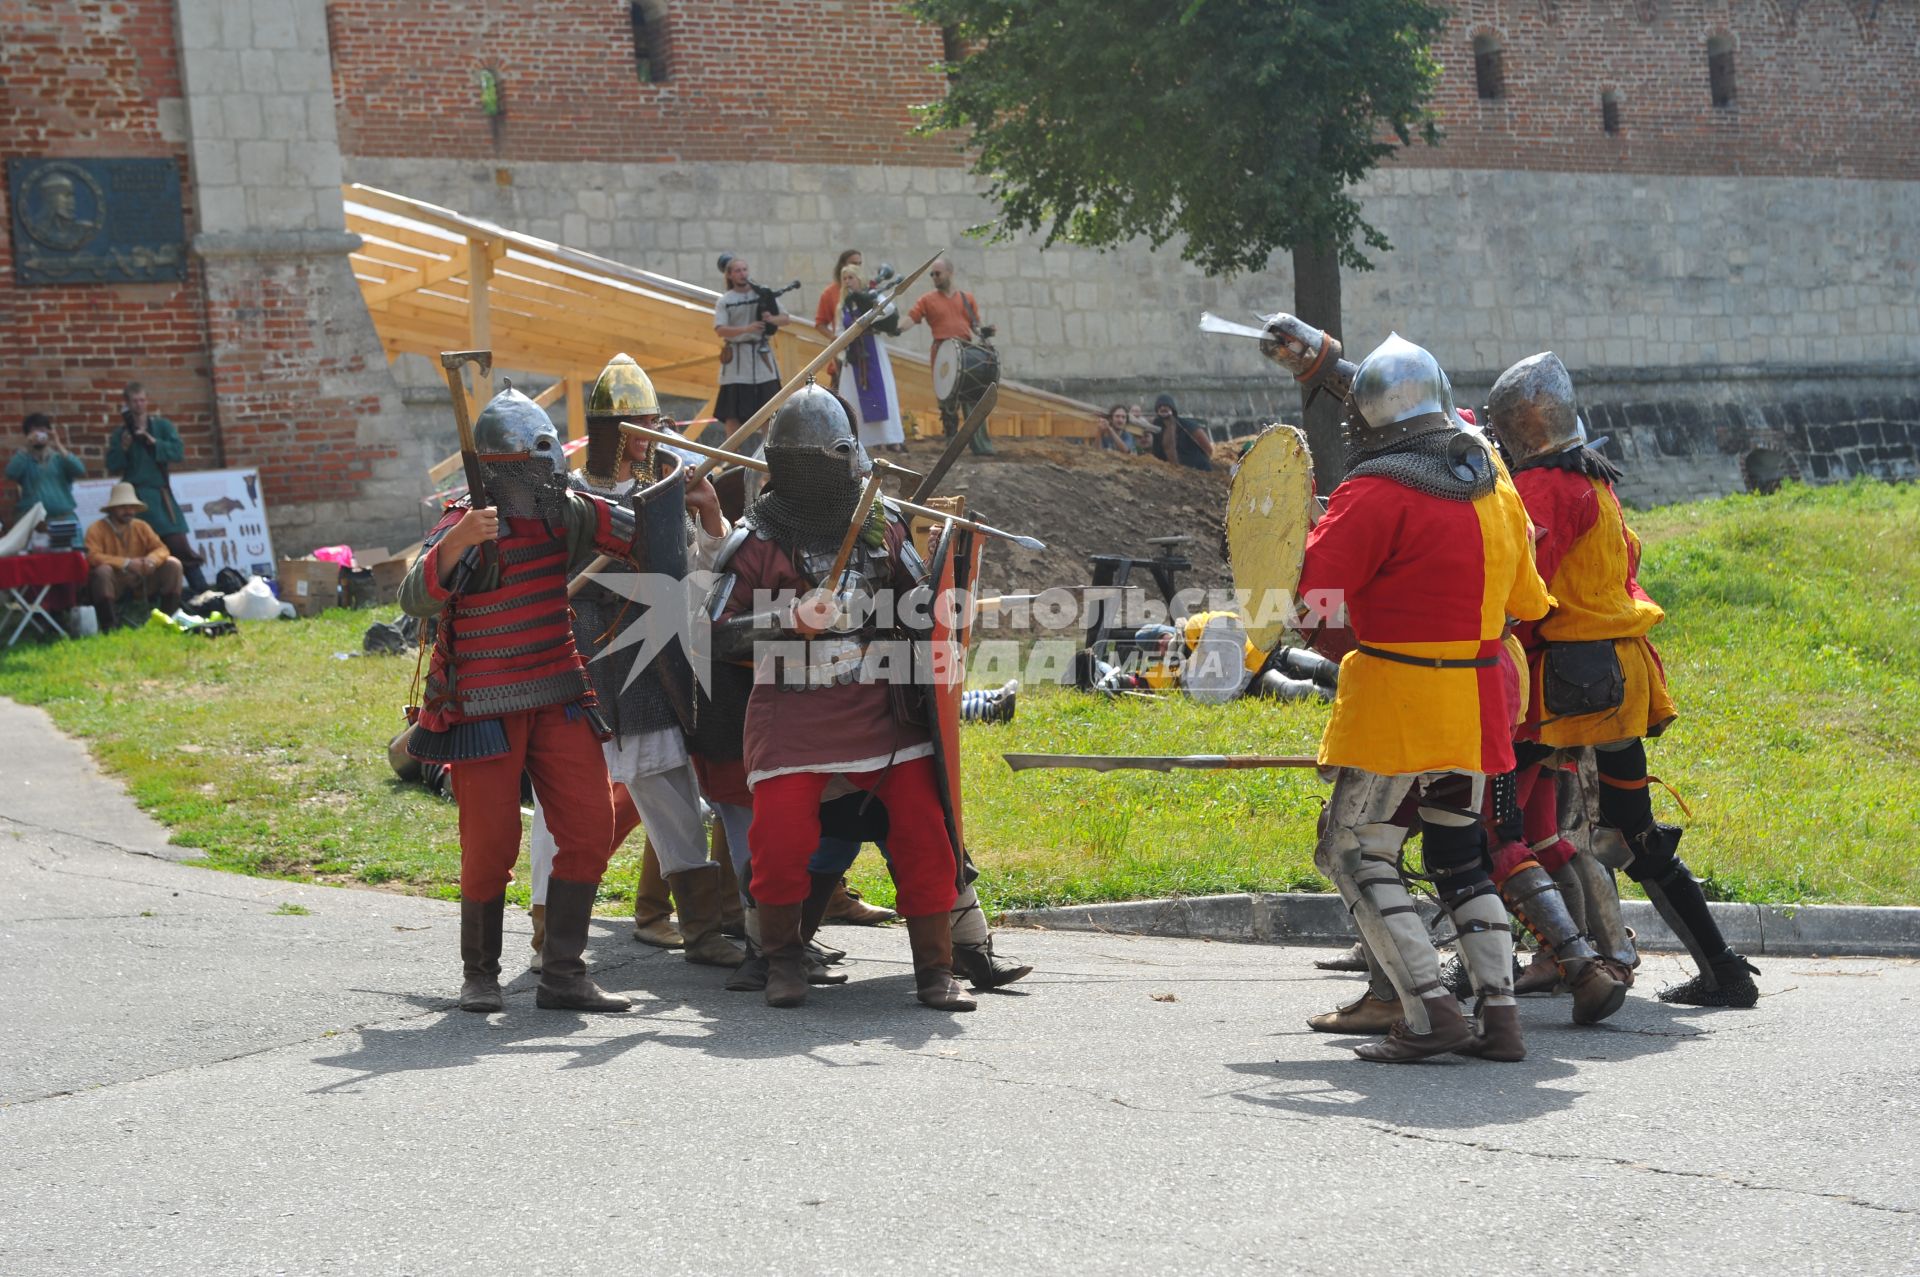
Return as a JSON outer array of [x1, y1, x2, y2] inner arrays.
[[908, 0, 1447, 275]]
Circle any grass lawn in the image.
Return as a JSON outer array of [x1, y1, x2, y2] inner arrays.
[[1, 480, 1915, 912]]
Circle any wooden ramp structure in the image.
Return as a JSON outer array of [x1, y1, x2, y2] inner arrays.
[[342, 184, 1099, 487]]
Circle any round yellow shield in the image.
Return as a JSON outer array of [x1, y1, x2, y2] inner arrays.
[[1225, 424, 1318, 654]]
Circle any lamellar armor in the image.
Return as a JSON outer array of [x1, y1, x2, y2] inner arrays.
[[407, 386, 645, 763]]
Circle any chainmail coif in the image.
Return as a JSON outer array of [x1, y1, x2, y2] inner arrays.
[[747, 448, 865, 552], [1344, 426, 1497, 502], [484, 458, 573, 522]]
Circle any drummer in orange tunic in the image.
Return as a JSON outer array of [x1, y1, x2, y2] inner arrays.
[[902, 255, 995, 453], [1487, 352, 1759, 1009], [1288, 334, 1553, 1064]]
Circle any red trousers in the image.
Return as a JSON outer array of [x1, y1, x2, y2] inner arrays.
[[1492, 762, 1580, 883], [449, 704, 616, 899], [748, 755, 958, 916]]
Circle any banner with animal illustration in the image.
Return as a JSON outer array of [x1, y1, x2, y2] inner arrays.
[[73, 467, 276, 577]]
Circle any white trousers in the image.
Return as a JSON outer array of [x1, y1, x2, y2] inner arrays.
[[530, 754, 709, 906]]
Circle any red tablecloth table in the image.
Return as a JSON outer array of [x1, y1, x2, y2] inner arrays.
[[0, 550, 89, 646]]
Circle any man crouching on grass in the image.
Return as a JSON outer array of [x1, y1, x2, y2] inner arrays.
[[399, 386, 653, 1015]]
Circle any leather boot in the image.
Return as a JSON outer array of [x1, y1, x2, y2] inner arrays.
[[904, 913, 976, 1012], [824, 878, 897, 926], [1307, 990, 1404, 1034], [459, 896, 505, 1013], [667, 866, 747, 968], [528, 902, 546, 972], [1512, 946, 1561, 995], [632, 839, 683, 948], [760, 902, 811, 1009], [1353, 993, 1473, 1062], [537, 879, 632, 1012], [726, 941, 770, 992], [713, 839, 747, 939], [1456, 1002, 1527, 1062], [1313, 941, 1370, 973], [801, 872, 842, 943], [953, 937, 1033, 990], [1501, 862, 1626, 1025]]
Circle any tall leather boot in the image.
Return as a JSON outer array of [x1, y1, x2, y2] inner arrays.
[[824, 878, 897, 926], [797, 873, 850, 985], [760, 901, 810, 1009], [537, 878, 632, 1012], [459, 896, 505, 1013], [904, 913, 976, 1012], [1629, 824, 1761, 1008], [632, 838, 682, 948], [667, 865, 747, 968], [726, 905, 769, 992], [528, 902, 546, 973], [712, 833, 747, 939], [950, 884, 1032, 990], [1501, 863, 1627, 1026]]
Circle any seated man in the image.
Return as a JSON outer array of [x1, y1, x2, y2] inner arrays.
[[84, 481, 183, 630]]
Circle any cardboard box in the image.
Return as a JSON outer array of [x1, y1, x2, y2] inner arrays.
[[363, 546, 416, 606], [275, 557, 342, 617]]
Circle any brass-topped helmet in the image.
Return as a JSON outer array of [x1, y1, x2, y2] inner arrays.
[[1485, 351, 1586, 466], [583, 353, 660, 486]]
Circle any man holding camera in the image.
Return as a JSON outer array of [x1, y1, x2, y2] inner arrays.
[[107, 382, 207, 595]]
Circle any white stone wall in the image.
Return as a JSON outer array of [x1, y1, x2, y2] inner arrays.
[[175, 0, 344, 234], [344, 157, 1920, 396]]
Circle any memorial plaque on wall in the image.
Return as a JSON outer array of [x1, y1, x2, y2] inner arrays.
[[7, 158, 187, 285]]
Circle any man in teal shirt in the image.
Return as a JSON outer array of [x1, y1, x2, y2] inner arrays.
[[7, 414, 86, 549], [107, 381, 207, 594]]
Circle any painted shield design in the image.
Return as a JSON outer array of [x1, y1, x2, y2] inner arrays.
[[1225, 424, 1318, 655]]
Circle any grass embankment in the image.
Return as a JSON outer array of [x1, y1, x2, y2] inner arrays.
[[1, 480, 1915, 910]]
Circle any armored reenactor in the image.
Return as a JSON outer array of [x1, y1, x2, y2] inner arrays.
[[525, 354, 744, 972], [399, 385, 652, 1016], [1485, 352, 1759, 1008], [1268, 326, 1555, 1062], [710, 385, 974, 1012]]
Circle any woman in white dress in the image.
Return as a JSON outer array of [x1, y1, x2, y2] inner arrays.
[[831, 263, 908, 453]]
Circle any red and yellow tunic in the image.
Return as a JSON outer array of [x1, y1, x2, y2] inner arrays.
[[1513, 466, 1676, 745], [1299, 471, 1553, 775]]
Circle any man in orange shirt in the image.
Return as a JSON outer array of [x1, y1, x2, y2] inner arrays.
[[903, 256, 996, 453], [83, 481, 184, 630]]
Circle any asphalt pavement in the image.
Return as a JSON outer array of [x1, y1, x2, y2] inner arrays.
[[3, 697, 1917, 1276]]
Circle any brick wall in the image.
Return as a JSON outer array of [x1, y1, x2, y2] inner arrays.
[[0, 0, 217, 513], [328, 0, 956, 165], [327, 0, 1920, 181], [1417, 1, 1920, 180]]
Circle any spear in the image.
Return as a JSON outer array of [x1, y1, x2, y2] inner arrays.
[[1002, 753, 1320, 774]]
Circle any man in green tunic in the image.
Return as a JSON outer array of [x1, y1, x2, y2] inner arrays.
[[106, 382, 207, 594]]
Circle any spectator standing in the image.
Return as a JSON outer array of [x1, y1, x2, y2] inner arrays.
[[84, 481, 184, 630], [107, 382, 208, 594], [1150, 392, 1215, 471], [832, 263, 908, 453], [813, 248, 863, 338], [712, 254, 792, 448], [8, 413, 86, 548]]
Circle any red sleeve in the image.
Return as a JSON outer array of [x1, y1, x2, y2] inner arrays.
[[1298, 477, 1402, 608], [719, 537, 804, 622], [1515, 469, 1598, 586], [814, 284, 839, 328], [418, 507, 464, 605]]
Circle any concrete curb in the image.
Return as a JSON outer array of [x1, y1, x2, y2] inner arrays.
[[995, 892, 1920, 958]]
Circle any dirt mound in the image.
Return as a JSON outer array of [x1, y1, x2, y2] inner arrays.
[[890, 437, 1234, 600]]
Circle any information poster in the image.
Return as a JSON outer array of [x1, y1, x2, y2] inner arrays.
[[73, 468, 276, 578]]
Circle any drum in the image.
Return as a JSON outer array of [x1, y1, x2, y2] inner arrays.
[[932, 340, 1000, 406]]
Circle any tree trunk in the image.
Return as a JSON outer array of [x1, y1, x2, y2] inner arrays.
[[1291, 239, 1344, 490]]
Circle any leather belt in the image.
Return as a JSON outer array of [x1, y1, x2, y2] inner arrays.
[[1357, 644, 1497, 670]]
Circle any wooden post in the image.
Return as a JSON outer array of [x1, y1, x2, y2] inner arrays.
[[466, 236, 494, 406], [565, 374, 587, 442]]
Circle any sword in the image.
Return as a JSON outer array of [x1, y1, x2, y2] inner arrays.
[[692, 248, 944, 482], [1002, 753, 1321, 774], [910, 382, 998, 502], [620, 423, 1047, 551]]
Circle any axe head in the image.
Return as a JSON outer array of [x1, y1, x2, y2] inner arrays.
[[440, 349, 493, 374]]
